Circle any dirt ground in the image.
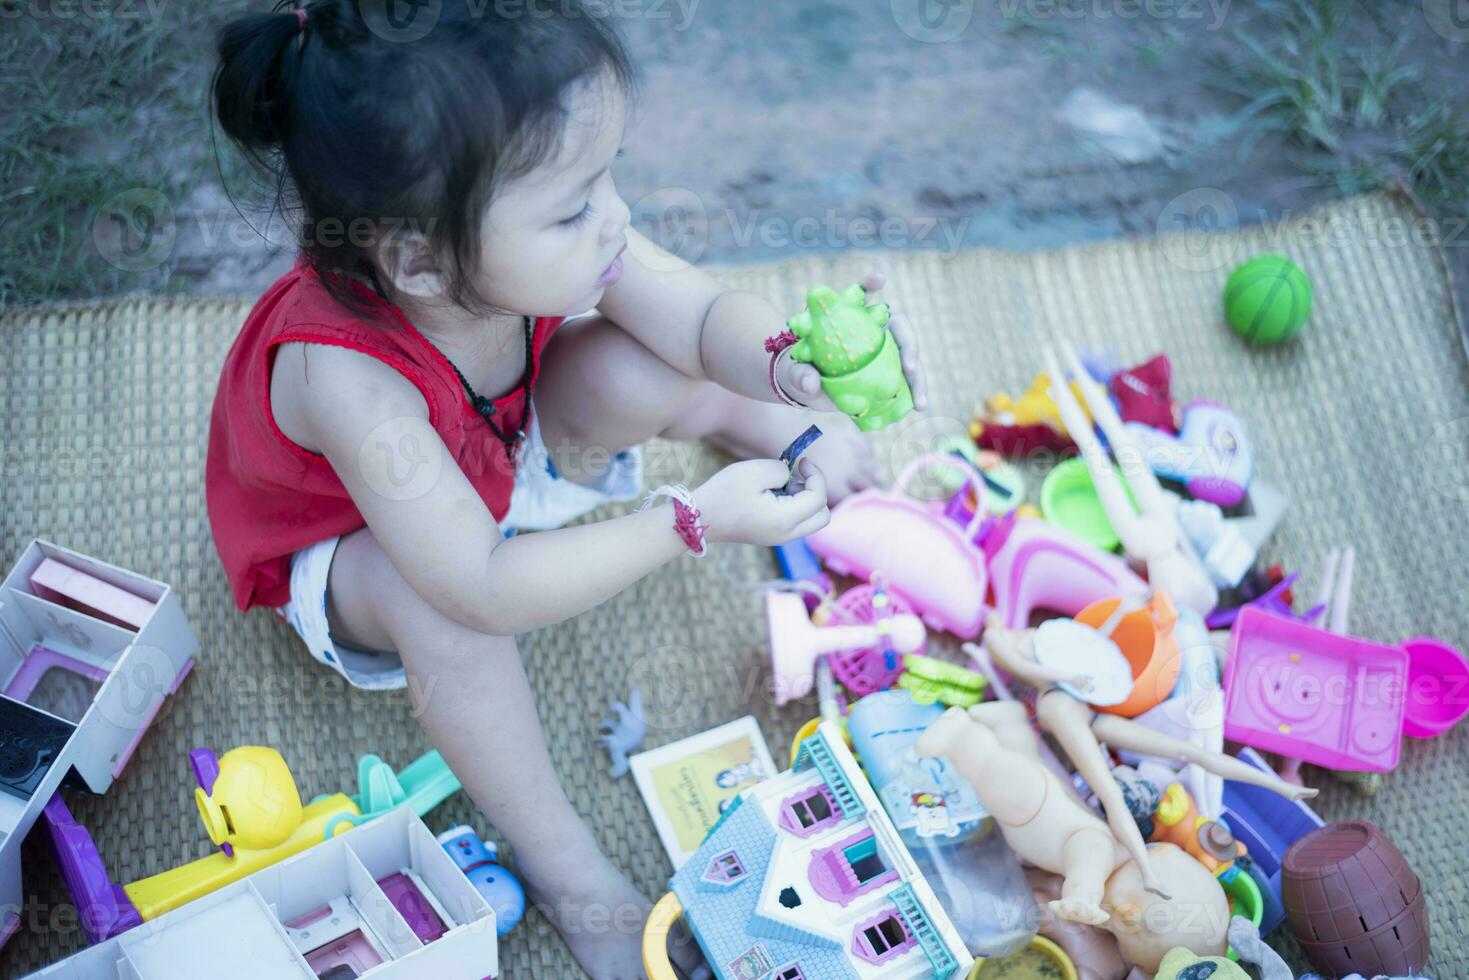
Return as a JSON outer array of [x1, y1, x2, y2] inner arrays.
[[154, 1, 1467, 335]]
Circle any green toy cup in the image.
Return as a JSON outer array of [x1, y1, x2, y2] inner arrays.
[[1039, 457, 1138, 553]]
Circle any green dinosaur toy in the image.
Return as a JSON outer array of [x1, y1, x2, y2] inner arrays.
[[787, 283, 914, 431]]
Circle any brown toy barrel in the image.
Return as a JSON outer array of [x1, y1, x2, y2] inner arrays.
[[1282, 820, 1430, 977]]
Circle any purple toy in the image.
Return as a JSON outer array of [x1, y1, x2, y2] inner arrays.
[[1221, 747, 1326, 935], [1223, 607, 1409, 772], [1125, 400, 1252, 507], [41, 794, 142, 943]]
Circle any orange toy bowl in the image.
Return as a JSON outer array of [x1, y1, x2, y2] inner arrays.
[[1075, 597, 1180, 717]]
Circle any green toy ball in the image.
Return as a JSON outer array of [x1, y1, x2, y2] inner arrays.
[[1223, 254, 1312, 345]]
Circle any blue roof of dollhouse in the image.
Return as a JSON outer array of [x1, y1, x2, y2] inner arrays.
[[670, 785, 860, 980]]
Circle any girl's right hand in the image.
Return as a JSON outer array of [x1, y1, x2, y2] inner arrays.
[[696, 458, 830, 546]]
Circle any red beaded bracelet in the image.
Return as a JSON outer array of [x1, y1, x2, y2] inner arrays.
[[638, 484, 708, 557], [765, 329, 807, 408]]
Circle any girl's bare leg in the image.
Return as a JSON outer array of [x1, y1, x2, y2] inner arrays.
[[326, 530, 707, 979], [533, 315, 876, 496], [318, 316, 867, 977]]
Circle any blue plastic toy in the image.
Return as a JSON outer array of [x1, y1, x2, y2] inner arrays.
[[598, 689, 647, 779], [439, 825, 526, 936]]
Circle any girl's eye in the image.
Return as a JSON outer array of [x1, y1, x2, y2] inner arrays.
[[561, 202, 597, 228]]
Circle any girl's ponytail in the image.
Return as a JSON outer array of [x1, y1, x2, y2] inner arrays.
[[212, 4, 308, 153]]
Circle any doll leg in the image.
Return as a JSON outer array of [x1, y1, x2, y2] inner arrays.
[[1038, 694, 1167, 898], [1090, 713, 1319, 801], [533, 314, 876, 498], [326, 529, 710, 980], [1050, 827, 1120, 926]]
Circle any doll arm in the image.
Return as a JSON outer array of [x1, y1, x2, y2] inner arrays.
[[600, 232, 927, 411], [981, 628, 1087, 690], [983, 620, 1091, 689]]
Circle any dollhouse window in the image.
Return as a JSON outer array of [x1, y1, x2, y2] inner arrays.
[[808, 830, 900, 906], [779, 786, 841, 837], [843, 836, 887, 885], [774, 966, 805, 980], [853, 912, 915, 964], [704, 850, 746, 884]]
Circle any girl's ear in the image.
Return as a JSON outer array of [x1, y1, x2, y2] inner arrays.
[[377, 233, 448, 301]]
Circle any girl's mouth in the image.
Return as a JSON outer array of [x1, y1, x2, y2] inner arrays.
[[597, 247, 626, 288]]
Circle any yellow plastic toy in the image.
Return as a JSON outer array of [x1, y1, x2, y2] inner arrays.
[[983, 372, 1092, 433], [127, 745, 363, 919], [194, 745, 304, 852], [128, 792, 361, 919]]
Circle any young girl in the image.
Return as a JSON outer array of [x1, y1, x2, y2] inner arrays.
[[206, 2, 926, 975]]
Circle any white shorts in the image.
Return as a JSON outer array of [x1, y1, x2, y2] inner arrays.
[[276, 404, 643, 690]]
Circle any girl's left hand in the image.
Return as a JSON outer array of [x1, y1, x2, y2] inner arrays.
[[776, 272, 930, 414]]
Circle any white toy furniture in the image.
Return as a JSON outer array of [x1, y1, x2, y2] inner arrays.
[[0, 540, 198, 948], [28, 805, 499, 980]]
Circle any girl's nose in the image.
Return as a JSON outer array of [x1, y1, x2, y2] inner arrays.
[[601, 195, 630, 244]]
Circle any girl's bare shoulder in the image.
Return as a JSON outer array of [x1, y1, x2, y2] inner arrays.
[[269, 339, 429, 456]]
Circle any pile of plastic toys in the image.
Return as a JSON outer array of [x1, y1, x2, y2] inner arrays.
[[644, 316, 1458, 979]]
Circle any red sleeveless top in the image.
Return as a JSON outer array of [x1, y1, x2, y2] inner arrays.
[[206, 262, 564, 610]]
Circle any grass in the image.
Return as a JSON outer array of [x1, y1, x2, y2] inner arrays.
[[0, 1, 244, 306], [1208, 0, 1469, 216]]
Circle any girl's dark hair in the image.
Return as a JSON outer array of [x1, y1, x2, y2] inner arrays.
[[213, 0, 632, 310]]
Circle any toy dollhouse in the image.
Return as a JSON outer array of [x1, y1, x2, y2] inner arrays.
[[671, 722, 973, 980], [0, 541, 198, 949]]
